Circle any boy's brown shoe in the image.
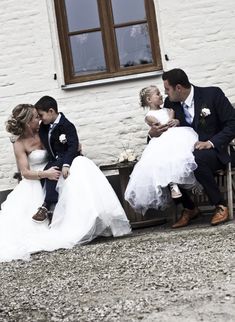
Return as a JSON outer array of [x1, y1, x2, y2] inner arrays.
[[211, 205, 229, 226], [32, 206, 48, 223]]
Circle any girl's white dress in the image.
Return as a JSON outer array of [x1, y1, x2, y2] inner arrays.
[[125, 108, 198, 214], [0, 150, 131, 262]]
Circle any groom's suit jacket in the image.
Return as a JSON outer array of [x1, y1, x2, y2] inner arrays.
[[164, 85, 235, 165], [39, 112, 79, 168]]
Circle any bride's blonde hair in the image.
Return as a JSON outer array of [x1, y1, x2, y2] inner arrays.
[[139, 85, 158, 108], [6, 104, 35, 137]]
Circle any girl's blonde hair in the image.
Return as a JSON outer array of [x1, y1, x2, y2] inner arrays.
[[6, 104, 35, 137], [139, 85, 158, 108]]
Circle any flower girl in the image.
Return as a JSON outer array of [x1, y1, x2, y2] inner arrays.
[[125, 85, 198, 215]]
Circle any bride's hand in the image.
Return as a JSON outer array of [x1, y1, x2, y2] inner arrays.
[[46, 167, 61, 180]]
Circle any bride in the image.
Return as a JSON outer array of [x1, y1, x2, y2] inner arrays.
[[0, 104, 131, 262]]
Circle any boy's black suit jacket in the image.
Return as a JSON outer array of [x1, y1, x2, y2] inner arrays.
[[164, 85, 235, 165], [39, 112, 79, 168]]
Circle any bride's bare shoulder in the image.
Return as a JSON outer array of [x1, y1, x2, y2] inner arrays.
[[13, 138, 27, 156], [14, 136, 36, 155]]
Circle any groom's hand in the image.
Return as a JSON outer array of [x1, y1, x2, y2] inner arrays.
[[148, 122, 168, 138], [167, 119, 180, 127], [62, 166, 70, 179], [194, 141, 213, 150]]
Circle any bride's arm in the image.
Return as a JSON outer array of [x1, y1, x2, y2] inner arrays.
[[13, 141, 60, 180]]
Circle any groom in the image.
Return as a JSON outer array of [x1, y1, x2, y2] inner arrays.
[[32, 95, 80, 223], [149, 68, 235, 228]]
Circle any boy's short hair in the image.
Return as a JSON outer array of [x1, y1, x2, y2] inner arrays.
[[35, 96, 58, 113]]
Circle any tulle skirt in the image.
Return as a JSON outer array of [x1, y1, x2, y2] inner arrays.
[[125, 127, 198, 214]]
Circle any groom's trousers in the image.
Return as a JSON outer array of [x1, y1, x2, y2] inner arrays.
[[177, 149, 226, 209]]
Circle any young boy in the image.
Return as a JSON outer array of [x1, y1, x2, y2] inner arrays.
[[32, 96, 80, 223]]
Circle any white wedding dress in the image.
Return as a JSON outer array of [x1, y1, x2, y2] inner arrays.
[[0, 150, 131, 262], [125, 108, 198, 214]]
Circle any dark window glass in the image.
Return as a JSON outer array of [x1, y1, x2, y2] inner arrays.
[[111, 0, 146, 24], [70, 32, 106, 75], [65, 0, 100, 31], [115, 24, 152, 68]]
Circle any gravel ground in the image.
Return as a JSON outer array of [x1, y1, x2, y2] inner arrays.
[[0, 218, 234, 322]]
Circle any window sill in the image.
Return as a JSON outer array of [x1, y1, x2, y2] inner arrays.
[[61, 70, 163, 90]]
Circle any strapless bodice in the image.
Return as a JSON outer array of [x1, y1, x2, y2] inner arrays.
[[28, 150, 48, 169]]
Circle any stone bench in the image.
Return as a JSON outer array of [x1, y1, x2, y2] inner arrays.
[[1, 143, 234, 225], [101, 142, 235, 226]]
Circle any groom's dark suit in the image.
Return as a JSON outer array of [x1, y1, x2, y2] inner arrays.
[[39, 112, 79, 204], [164, 85, 235, 207]]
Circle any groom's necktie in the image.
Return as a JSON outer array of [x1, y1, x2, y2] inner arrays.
[[182, 102, 192, 124]]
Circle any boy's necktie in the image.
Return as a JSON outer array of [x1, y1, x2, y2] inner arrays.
[[48, 123, 56, 157], [49, 123, 56, 138]]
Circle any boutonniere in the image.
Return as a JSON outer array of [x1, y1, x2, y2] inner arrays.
[[59, 134, 67, 144], [199, 104, 211, 126]]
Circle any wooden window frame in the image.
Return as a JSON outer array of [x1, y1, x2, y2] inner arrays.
[[54, 0, 162, 85]]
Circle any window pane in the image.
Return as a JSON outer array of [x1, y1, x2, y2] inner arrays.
[[111, 0, 146, 24], [70, 32, 106, 75], [65, 0, 100, 32], [116, 24, 153, 68]]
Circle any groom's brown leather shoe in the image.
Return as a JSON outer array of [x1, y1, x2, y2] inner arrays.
[[172, 207, 200, 229], [211, 205, 229, 226], [32, 206, 48, 223]]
